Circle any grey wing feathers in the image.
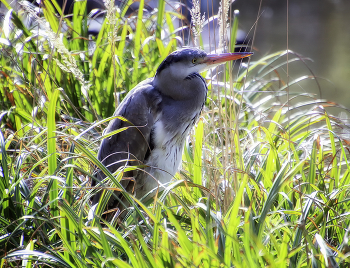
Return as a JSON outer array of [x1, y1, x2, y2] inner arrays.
[[94, 80, 161, 197]]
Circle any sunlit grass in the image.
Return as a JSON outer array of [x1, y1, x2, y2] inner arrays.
[[0, 0, 350, 267]]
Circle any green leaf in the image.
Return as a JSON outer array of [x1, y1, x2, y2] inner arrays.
[[47, 88, 60, 217], [132, 0, 144, 85], [193, 119, 204, 197]]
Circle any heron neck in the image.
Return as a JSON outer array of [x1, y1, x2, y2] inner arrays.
[[154, 72, 207, 101]]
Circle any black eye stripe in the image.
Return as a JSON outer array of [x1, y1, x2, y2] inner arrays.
[[156, 48, 208, 76]]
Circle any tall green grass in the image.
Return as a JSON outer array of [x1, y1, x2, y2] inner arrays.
[[0, 0, 350, 267]]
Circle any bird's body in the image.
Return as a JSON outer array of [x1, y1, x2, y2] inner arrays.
[[94, 48, 252, 208]]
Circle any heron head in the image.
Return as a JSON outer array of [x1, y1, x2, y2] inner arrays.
[[155, 48, 253, 80]]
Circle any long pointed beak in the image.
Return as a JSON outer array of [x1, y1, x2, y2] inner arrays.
[[204, 52, 253, 66]]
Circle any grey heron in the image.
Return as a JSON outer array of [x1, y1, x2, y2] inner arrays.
[[93, 48, 252, 211]]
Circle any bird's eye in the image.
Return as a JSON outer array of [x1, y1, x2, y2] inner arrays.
[[192, 58, 197, 64]]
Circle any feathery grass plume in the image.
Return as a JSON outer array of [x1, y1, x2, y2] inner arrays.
[[190, 0, 205, 46], [218, 0, 233, 49], [103, 0, 120, 108], [19, 2, 91, 100], [104, 0, 118, 24], [103, 0, 119, 40]]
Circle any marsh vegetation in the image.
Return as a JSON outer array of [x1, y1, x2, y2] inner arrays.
[[0, 0, 349, 267]]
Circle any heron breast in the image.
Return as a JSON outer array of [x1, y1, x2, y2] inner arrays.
[[147, 120, 184, 179]]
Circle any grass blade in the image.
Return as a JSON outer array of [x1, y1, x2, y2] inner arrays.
[[48, 89, 60, 218]]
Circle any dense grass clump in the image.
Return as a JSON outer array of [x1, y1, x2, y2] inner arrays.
[[0, 0, 349, 267]]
